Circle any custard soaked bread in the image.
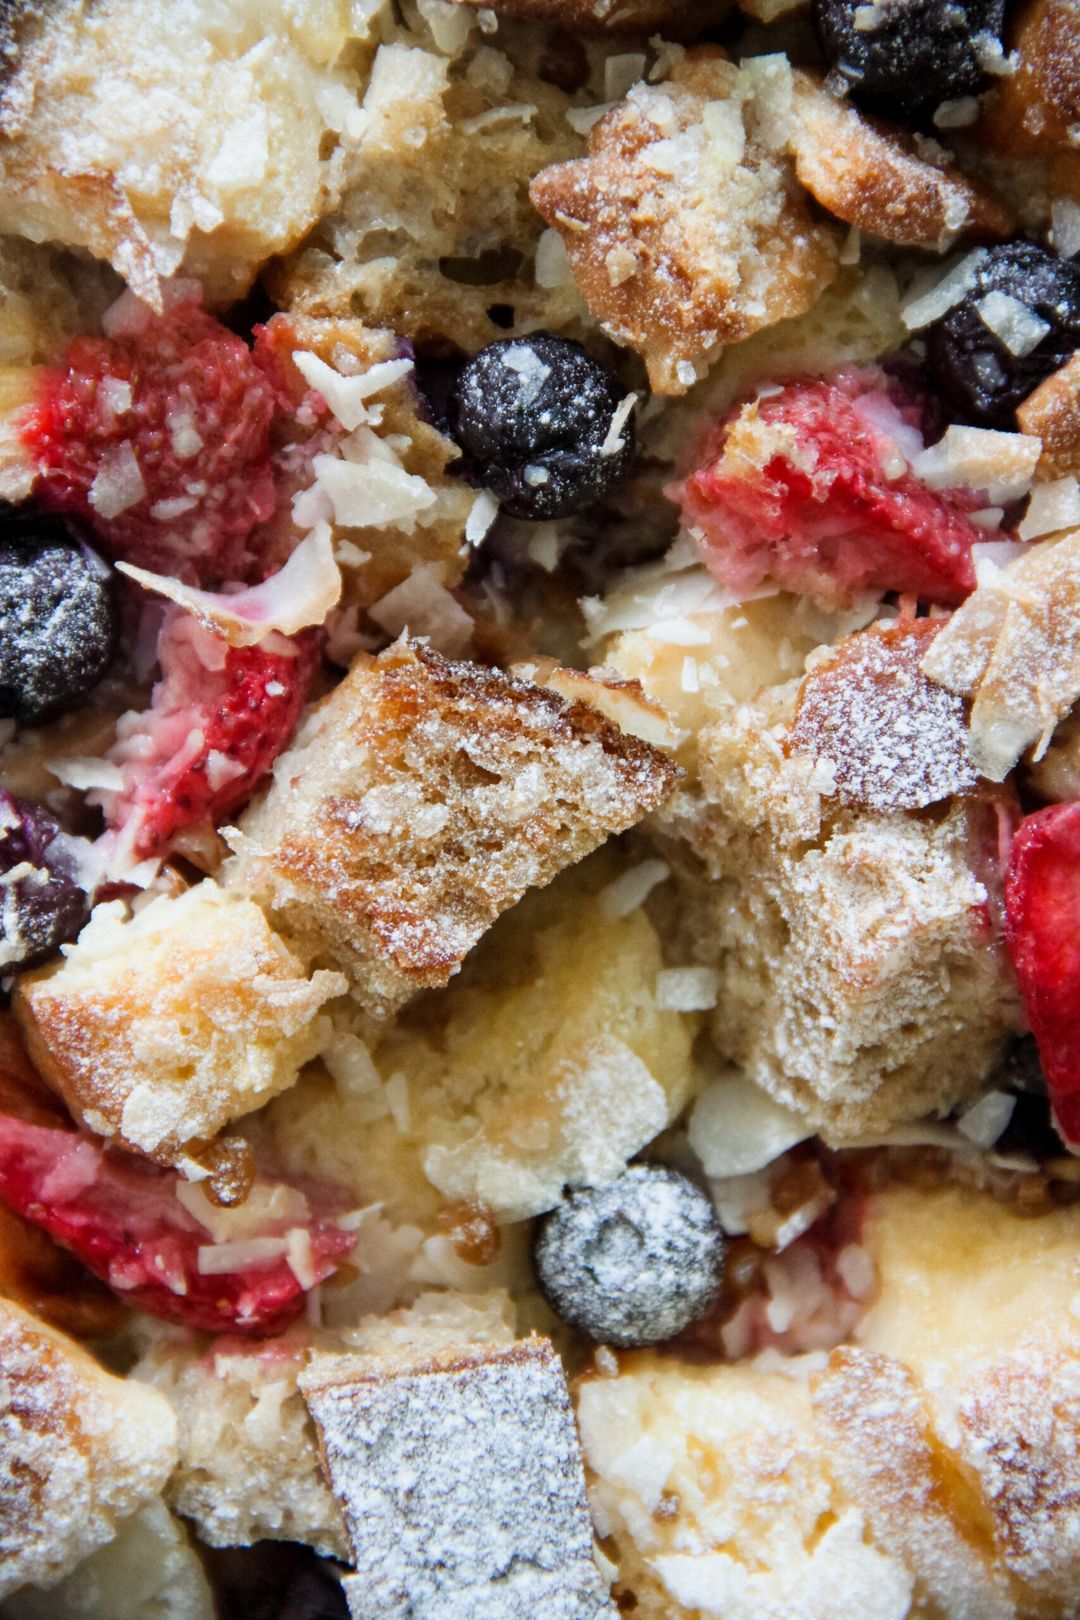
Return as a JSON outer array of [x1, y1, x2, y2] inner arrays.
[[0, 0, 1077, 1613]]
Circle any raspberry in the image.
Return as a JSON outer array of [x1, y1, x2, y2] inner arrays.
[[102, 612, 314, 861], [22, 288, 283, 587], [672, 371, 990, 607], [0, 1113, 354, 1335], [1004, 801, 1080, 1146]]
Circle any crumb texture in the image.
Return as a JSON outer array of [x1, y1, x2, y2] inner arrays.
[[227, 638, 677, 1019], [14, 882, 345, 1163]]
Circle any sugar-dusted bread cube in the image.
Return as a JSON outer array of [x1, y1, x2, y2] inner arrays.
[[0, 1296, 177, 1600], [530, 51, 839, 393], [578, 1181, 1080, 1619], [659, 674, 1020, 1140], [302, 1335, 616, 1619], [133, 1292, 517, 1560], [262, 855, 698, 1223], [227, 639, 678, 1020], [4, 1498, 215, 1620], [14, 882, 346, 1165]]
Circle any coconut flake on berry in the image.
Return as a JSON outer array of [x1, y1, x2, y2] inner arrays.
[[671, 369, 1000, 607], [20, 281, 284, 588], [0, 792, 90, 975]]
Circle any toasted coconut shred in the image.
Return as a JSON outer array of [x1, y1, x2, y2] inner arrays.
[[0, 3, 1079, 1617]]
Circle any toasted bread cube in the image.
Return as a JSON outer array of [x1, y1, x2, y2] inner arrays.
[[530, 51, 839, 393], [662, 681, 1020, 1140], [302, 1336, 615, 1619], [134, 1292, 517, 1561], [789, 72, 1012, 251], [14, 882, 346, 1164], [0, 1296, 177, 1599], [227, 639, 678, 1020]]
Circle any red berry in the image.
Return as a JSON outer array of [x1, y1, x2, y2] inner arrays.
[[103, 613, 314, 861], [1004, 800, 1080, 1145], [22, 289, 283, 587], [672, 371, 989, 606], [0, 1115, 354, 1335]]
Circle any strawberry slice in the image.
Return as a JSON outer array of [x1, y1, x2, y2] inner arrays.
[[671, 370, 990, 607], [22, 284, 283, 588], [100, 612, 314, 861], [0, 1114, 354, 1335], [1004, 800, 1080, 1145]]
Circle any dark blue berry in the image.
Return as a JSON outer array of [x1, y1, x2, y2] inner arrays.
[[0, 791, 90, 974], [813, 0, 1005, 126], [449, 334, 635, 521], [532, 1165, 725, 1348], [0, 515, 118, 726], [925, 243, 1080, 427]]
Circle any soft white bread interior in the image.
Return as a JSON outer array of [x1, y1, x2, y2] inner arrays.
[[3, 1497, 215, 1620]]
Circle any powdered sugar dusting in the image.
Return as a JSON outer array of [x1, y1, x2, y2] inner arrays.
[[789, 620, 979, 811], [303, 1339, 615, 1618]]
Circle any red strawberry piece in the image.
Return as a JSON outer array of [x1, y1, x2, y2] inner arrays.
[[671, 370, 991, 607], [21, 285, 284, 587], [0, 1114, 354, 1335], [1004, 800, 1080, 1145], [102, 612, 314, 862]]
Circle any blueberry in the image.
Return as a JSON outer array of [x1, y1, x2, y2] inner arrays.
[[0, 515, 118, 726], [925, 243, 1080, 427], [0, 791, 90, 974], [449, 334, 635, 521], [532, 1165, 725, 1348], [813, 0, 1005, 125]]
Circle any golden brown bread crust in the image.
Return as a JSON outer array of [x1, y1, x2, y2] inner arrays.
[[789, 71, 1014, 250], [0, 1295, 177, 1599], [530, 50, 840, 393], [1017, 354, 1080, 479], [980, 0, 1080, 174], [14, 885, 345, 1166], [227, 638, 679, 1019]]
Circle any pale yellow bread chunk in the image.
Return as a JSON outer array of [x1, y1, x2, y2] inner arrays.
[[816, 1182, 1080, 1619], [14, 883, 346, 1165], [0, 0, 367, 305], [264, 858, 698, 1222], [0, 1297, 177, 1600], [530, 50, 840, 393], [227, 638, 678, 1020], [577, 1183, 1080, 1618]]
